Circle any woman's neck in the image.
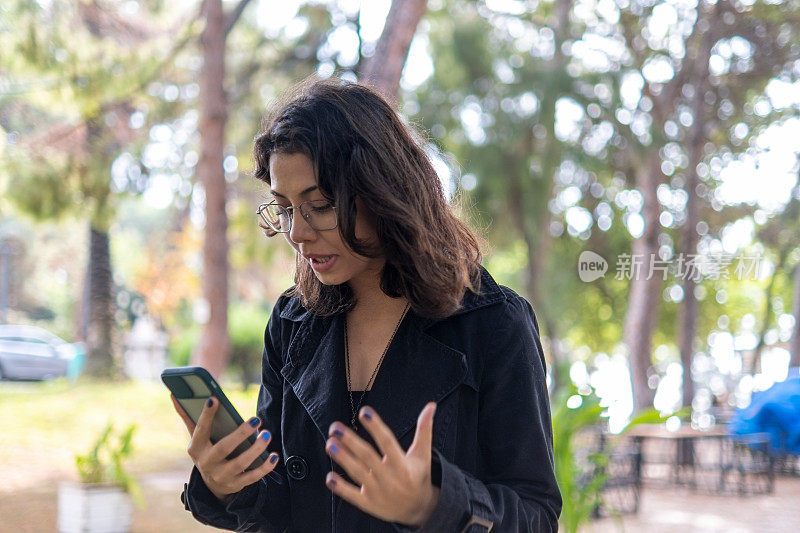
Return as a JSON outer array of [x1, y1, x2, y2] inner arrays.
[[347, 265, 408, 319]]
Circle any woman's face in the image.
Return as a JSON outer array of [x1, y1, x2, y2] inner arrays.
[[269, 152, 384, 287]]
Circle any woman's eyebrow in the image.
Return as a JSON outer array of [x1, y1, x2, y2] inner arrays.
[[270, 185, 319, 199]]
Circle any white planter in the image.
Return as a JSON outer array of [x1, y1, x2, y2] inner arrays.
[[58, 482, 133, 533]]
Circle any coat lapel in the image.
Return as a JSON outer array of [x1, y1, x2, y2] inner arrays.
[[279, 311, 348, 439], [279, 309, 469, 443], [364, 312, 469, 441]]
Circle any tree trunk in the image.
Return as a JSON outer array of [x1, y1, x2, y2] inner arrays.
[[508, 152, 563, 390], [790, 261, 800, 369], [677, 13, 715, 409], [624, 153, 663, 412], [82, 110, 118, 378], [514, 0, 571, 392], [192, 0, 230, 379], [358, 0, 427, 102], [677, 229, 699, 408], [84, 226, 116, 377]]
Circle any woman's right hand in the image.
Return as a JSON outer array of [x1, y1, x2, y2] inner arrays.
[[171, 395, 281, 503]]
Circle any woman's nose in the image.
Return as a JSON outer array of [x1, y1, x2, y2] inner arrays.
[[288, 209, 316, 244]]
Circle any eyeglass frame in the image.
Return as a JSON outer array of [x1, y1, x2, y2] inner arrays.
[[256, 199, 339, 235]]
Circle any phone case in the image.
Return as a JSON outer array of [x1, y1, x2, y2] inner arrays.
[[161, 366, 283, 483]]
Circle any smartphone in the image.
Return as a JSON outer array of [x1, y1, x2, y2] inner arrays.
[[161, 366, 283, 484]]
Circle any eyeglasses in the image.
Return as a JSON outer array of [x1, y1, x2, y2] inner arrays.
[[256, 199, 339, 235]]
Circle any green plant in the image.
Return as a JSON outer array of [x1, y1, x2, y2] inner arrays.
[[228, 302, 271, 389], [553, 388, 665, 533], [553, 389, 607, 533], [168, 325, 200, 367], [75, 422, 144, 507]]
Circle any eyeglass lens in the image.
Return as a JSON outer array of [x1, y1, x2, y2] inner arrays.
[[260, 200, 337, 233]]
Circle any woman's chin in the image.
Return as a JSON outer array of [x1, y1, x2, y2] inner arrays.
[[313, 270, 344, 285]]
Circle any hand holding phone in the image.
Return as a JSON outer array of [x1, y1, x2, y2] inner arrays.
[[163, 367, 283, 502]]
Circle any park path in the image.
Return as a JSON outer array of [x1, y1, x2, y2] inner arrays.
[[584, 477, 800, 532], [2, 462, 799, 532]]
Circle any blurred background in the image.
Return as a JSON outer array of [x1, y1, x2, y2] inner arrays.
[[1, 0, 799, 531]]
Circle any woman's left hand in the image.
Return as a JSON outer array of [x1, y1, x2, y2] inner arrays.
[[325, 402, 441, 527]]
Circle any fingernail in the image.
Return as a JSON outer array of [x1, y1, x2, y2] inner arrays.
[[331, 444, 338, 453], [332, 428, 343, 438], [206, 398, 213, 408], [327, 476, 337, 487], [363, 409, 372, 421], [270, 454, 279, 464], [249, 417, 260, 427], [261, 431, 271, 441]]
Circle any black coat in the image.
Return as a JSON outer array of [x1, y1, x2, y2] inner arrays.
[[182, 267, 562, 532]]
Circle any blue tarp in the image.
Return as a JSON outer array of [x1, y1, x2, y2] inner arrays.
[[729, 371, 800, 455]]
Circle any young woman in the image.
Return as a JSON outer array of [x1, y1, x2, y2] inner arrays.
[[172, 78, 561, 532]]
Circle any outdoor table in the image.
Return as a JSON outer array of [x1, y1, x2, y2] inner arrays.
[[627, 424, 774, 495]]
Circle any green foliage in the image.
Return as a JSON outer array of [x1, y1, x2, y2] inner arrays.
[[413, 0, 800, 416], [75, 422, 144, 507], [166, 303, 270, 387], [228, 302, 271, 389], [168, 324, 199, 367], [553, 390, 607, 533], [1, 150, 77, 221], [553, 388, 666, 533]]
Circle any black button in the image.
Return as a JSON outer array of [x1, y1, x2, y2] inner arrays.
[[285, 455, 308, 480]]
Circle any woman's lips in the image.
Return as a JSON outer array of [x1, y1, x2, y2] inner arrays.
[[309, 254, 338, 273]]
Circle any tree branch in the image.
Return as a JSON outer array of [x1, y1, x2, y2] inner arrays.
[[224, 0, 254, 38], [358, 0, 427, 102]]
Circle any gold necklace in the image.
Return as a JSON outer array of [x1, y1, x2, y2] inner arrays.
[[344, 302, 410, 430]]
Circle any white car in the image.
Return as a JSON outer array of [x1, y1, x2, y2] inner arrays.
[[0, 325, 86, 381]]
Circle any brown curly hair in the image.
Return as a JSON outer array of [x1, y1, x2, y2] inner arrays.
[[253, 77, 482, 318]]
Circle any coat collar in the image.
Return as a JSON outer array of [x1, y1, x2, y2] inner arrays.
[[278, 266, 506, 442]]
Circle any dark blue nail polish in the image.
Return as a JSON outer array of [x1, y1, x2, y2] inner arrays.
[[270, 454, 278, 464], [331, 444, 338, 453], [249, 417, 260, 427], [332, 428, 343, 438], [206, 398, 213, 408], [363, 409, 372, 421], [261, 431, 271, 441]]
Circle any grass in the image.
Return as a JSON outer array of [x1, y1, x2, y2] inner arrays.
[[0, 378, 260, 485]]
